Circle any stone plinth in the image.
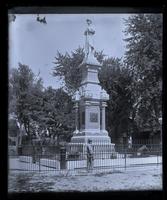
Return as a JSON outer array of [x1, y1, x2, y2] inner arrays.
[[67, 141, 116, 159]]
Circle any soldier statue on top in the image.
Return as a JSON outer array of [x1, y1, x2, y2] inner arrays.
[[84, 19, 95, 56]]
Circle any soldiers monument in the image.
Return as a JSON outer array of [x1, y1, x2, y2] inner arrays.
[[68, 19, 115, 158]]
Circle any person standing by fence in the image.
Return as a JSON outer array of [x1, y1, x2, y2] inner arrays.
[[87, 139, 94, 172]]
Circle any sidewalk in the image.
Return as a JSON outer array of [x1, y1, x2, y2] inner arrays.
[[9, 155, 162, 171]]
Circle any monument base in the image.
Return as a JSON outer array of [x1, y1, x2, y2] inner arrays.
[[70, 135, 111, 143], [67, 135, 116, 159]]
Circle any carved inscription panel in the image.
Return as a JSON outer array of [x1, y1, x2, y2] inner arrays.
[[90, 112, 98, 123]]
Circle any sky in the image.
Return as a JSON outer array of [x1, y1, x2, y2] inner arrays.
[[9, 14, 131, 89]]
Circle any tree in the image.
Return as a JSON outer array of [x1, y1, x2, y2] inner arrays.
[[53, 47, 105, 94], [41, 87, 75, 143], [99, 58, 135, 143], [53, 47, 84, 94], [9, 63, 76, 146], [9, 63, 44, 145], [124, 14, 162, 138], [8, 118, 19, 138]]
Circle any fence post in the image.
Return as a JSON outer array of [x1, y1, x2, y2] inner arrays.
[[124, 146, 127, 170], [18, 145, 22, 156], [60, 146, 67, 170], [157, 146, 159, 166], [123, 134, 127, 170], [39, 154, 41, 172]]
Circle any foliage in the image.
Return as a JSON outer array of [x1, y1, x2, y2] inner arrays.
[[53, 47, 84, 94], [99, 58, 135, 143], [124, 14, 162, 134], [9, 64, 38, 145], [9, 63, 39, 135], [8, 118, 19, 137], [41, 87, 75, 143], [9, 64, 75, 145], [53, 47, 106, 94]]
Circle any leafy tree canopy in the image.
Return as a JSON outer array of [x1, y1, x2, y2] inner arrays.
[[53, 47, 106, 94], [124, 14, 162, 133]]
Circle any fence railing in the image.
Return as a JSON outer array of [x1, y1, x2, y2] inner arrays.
[[9, 142, 162, 173]]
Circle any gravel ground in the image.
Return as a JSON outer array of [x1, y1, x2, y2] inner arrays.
[[8, 165, 162, 192]]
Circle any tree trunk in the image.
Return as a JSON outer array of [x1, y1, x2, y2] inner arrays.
[[16, 120, 24, 147]]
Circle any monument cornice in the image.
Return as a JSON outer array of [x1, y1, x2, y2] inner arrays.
[[80, 98, 103, 103], [80, 81, 100, 86], [80, 62, 101, 69], [100, 102, 107, 107]]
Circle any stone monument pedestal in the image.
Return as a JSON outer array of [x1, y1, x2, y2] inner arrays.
[[67, 139, 116, 159]]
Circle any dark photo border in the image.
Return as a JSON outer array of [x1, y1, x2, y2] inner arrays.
[[0, 1, 166, 200]]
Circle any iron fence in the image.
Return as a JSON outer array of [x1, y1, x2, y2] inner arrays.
[[9, 142, 162, 174]]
